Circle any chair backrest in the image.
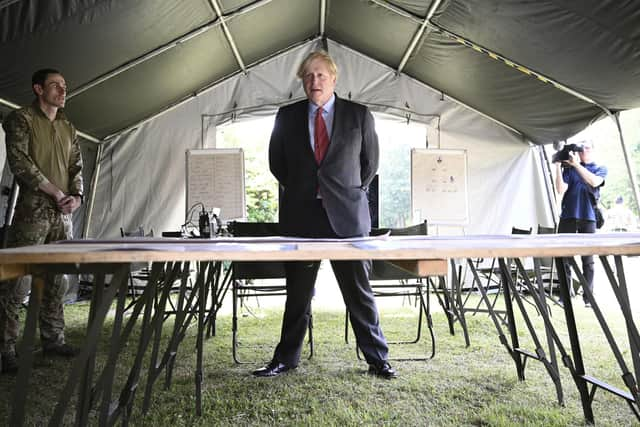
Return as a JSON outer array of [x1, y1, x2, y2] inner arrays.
[[120, 226, 153, 272], [228, 221, 285, 280], [121, 226, 145, 237], [537, 224, 556, 268], [511, 226, 532, 235], [537, 224, 555, 235], [370, 221, 428, 280]]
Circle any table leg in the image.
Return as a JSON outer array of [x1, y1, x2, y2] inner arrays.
[[195, 262, 208, 416], [498, 258, 524, 381], [98, 269, 128, 426], [75, 273, 105, 426], [10, 274, 44, 427], [556, 257, 594, 423]]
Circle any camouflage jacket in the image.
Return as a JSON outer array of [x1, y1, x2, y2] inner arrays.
[[2, 102, 83, 201]]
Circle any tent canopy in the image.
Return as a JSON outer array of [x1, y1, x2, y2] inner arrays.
[[1, 0, 639, 144], [1, 0, 638, 238]]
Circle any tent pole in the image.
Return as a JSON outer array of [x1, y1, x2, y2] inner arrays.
[[68, 0, 275, 99], [209, 0, 247, 73], [0, 0, 20, 11], [369, 0, 422, 24], [319, 0, 326, 36], [82, 142, 104, 238], [102, 38, 314, 141], [612, 112, 640, 215], [538, 146, 558, 229], [430, 23, 611, 111], [2, 180, 19, 248], [395, 0, 444, 74], [0, 97, 100, 143]]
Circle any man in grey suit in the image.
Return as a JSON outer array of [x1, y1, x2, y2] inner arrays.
[[253, 50, 396, 379]]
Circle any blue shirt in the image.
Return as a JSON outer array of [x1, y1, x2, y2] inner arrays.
[[308, 93, 335, 153], [560, 162, 608, 221]]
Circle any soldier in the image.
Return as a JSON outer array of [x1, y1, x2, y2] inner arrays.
[[0, 68, 83, 373]]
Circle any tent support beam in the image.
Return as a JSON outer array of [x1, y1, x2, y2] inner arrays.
[[67, 23, 216, 100], [68, 0, 275, 100], [331, 37, 523, 137], [369, 0, 423, 24], [0, 0, 20, 11], [82, 142, 104, 238], [1, 97, 101, 143], [396, 0, 444, 74], [429, 23, 613, 114], [613, 112, 640, 216], [373, 1, 619, 128], [319, 0, 326, 36], [102, 38, 314, 141], [103, 35, 521, 143], [209, 0, 247, 73], [538, 146, 559, 229]]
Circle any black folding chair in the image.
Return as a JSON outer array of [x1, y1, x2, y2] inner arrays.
[[345, 221, 440, 360], [228, 221, 313, 364], [120, 226, 153, 306]]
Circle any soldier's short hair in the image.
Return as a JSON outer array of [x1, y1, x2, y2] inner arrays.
[[296, 51, 338, 80], [31, 68, 62, 96]]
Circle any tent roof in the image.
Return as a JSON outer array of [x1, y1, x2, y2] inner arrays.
[[1, 0, 639, 143]]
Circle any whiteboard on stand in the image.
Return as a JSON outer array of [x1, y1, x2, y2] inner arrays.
[[411, 148, 469, 226], [186, 148, 246, 221]]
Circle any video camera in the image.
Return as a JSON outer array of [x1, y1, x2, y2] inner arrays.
[[552, 142, 584, 163]]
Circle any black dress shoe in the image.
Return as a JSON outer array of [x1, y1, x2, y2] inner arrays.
[[368, 362, 398, 379], [252, 360, 295, 377], [43, 343, 79, 358]]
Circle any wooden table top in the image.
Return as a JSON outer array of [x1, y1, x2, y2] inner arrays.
[[0, 233, 639, 265]]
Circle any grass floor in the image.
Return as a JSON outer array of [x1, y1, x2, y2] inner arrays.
[[0, 294, 638, 426]]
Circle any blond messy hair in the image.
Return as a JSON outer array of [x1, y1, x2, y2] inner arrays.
[[296, 50, 338, 79]]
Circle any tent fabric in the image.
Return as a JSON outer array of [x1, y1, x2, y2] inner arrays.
[[1, 0, 638, 238], [433, 0, 640, 111], [404, 30, 602, 144], [87, 40, 551, 238], [1, 0, 639, 143]]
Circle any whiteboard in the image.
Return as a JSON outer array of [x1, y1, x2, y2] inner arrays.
[[411, 148, 469, 225], [186, 148, 246, 221]]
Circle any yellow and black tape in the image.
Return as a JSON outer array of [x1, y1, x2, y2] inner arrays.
[[439, 29, 561, 89]]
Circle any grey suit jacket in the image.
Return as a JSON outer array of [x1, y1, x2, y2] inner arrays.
[[269, 95, 379, 237]]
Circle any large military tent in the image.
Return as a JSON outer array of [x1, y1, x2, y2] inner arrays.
[[1, 0, 639, 238]]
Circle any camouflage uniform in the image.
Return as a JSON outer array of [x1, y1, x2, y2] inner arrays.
[[0, 102, 83, 355]]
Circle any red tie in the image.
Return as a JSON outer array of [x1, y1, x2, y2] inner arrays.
[[314, 107, 329, 165]]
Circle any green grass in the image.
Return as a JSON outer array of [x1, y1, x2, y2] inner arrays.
[[0, 294, 637, 426]]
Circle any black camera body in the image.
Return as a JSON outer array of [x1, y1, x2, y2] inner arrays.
[[552, 143, 584, 163]]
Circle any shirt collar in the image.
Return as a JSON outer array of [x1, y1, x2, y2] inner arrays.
[[30, 100, 67, 121], [308, 93, 336, 115]]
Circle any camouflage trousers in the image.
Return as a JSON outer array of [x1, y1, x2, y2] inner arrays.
[[0, 198, 73, 354]]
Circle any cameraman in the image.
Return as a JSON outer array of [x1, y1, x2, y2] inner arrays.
[[554, 139, 607, 308]]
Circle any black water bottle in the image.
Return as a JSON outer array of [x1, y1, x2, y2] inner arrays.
[[198, 209, 211, 238]]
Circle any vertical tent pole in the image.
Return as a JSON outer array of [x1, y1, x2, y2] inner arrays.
[[82, 142, 104, 238], [538, 145, 558, 229]]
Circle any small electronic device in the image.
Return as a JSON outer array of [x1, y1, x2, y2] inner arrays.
[[198, 208, 211, 238]]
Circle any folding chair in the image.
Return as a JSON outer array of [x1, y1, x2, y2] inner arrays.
[[228, 221, 313, 364], [534, 225, 564, 305], [345, 221, 439, 360], [120, 226, 153, 302], [462, 226, 532, 322], [510, 226, 535, 294]]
